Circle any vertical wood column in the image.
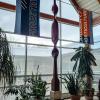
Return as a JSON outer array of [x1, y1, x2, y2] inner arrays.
[[50, 0, 61, 99]]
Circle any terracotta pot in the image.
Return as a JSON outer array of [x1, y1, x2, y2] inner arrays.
[[85, 96, 93, 100], [71, 95, 80, 100]]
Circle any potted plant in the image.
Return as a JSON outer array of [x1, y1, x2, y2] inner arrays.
[[0, 28, 15, 88], [26, 66, 47, 100], [61, 73, 81, 100], [71, 47, 97, 87], [71, 46, 97, 100], [5, 66, 47, 100], [82, 83, 94, 100], [4, 85, 30, 100]]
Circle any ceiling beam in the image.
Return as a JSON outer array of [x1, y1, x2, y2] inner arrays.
[[0, 2, 15, 11], [69, 0, 81, 12], [70, 0, 100, 26], [0, 2, 79, 26], [41, 12, 79, 26]]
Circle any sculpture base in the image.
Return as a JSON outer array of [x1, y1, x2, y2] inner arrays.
[[50, 91, 61, 100]]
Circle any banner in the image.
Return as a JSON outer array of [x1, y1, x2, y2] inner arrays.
[[79, 9, 84, 43], [79, 9, 94, 44], [15, 0, 40, 36]]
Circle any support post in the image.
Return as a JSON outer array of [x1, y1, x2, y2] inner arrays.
[[50, 0, 61, 99]]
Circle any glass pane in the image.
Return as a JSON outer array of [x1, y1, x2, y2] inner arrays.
[[6, 33, 25, 43], [61, 41, 84, 48], [15, 77, 24, 85], [28, 36, 53, 46], [40, 19, 52, 38], [27, 45, 60, 75], [28, 36, 60, 47], [61, 3, 79, 21], [91, 42, 100, 49], [27, 45, 53, 75], [41, 76, 52, 84], [92, 50, 100, 74], [62, 48, 75, 74], [61, 0, 71, 4], [0, 10, 15, 32], [93, 25, 100, 42], [10, 43, 25, 75], [61, 24, 80, 41], [40, 0, 60, 17], [62, 83, 68, 93], [40, 19, 61, 40], [0, 92, 16, 100], [46, 84, 51, 95]]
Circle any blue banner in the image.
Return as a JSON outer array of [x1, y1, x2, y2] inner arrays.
[[15, 0, 40, 36], [89, 12, 94, 44]]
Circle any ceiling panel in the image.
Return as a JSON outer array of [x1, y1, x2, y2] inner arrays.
[[76, 0, 100, 19]]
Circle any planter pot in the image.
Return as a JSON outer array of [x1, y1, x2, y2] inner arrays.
[[85, 96, 93, 100], [71, 95, 80, 100]]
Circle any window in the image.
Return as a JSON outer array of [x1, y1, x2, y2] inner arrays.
[[0, 0, 100, 96]]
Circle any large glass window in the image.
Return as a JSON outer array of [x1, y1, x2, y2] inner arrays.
[[61, 24, 79, 41], [61, 2, 79, 21], [1, 0, 100, 97], [0, 10, 15, 32], [40, 19, 52, 37], [40, 0, 60, 16]]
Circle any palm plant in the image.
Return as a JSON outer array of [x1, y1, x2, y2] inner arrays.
[[71, 47, 97, 79], [0, 28, 15, 87]]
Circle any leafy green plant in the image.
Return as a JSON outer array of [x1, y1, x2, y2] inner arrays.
[[61, 73, 82, 95], [4, 66, 47, 100], [0, 28, 15, 87], [71, 47, 97, 79], [26, 66, 47, 99], [4, 85, 30, 100]]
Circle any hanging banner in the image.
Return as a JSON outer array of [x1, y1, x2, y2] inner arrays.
[[79, 9, 94, 44], [89, 12, 94, 44], [15, 0, 40, 36], [79, 9, 84, 43]]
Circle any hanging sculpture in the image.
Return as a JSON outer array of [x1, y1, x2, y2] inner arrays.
[[50, 0, 61, 99], [15, 0, 40, 36]]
